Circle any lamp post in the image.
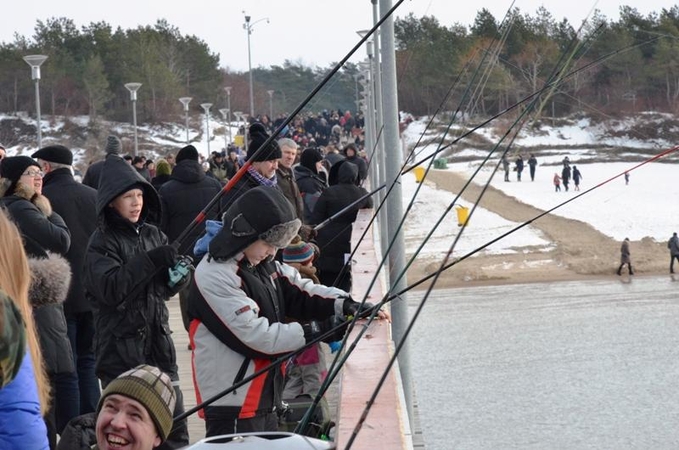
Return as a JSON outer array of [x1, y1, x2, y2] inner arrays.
[[201, 103, 213, 157], [241, 113, 249, 155], [124, 82, 142, 156], [266, 90, 274, 120], [179, 97, 192, 144], [23, 55, 48, 149], [224, 87, 232, 144], [219, 108, 230, 152], [243, 11, 269, 117]]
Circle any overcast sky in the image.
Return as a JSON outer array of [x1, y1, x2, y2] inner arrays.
[[2, 0, 675, 72]]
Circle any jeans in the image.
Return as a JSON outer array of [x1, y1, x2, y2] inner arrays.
[[66, 312, 101, 414]]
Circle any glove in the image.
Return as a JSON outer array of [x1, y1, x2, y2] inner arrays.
[[298, 224, 318, 242], [147, 245, 178, 268], [302, 316, 347, 344], [342, 298, 375, 319], [328, 341, 342, 353]]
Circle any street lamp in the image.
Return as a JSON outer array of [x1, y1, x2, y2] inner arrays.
[[23, 55, 48, 149], [179, 97, 192, 144], [224, 87, 232, 144], [201, 103, 213, 157], [243, 11, 269, 117], [219, 108, 230, 152], [266, 90, 274, 120], [124, 82, 142, 156]]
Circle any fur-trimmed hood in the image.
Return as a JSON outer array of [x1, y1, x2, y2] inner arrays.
[[0, 180, 53, 217], [28, 252, 72, 307]]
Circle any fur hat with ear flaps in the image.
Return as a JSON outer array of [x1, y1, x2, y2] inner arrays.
[[209, 186, 301, 261]]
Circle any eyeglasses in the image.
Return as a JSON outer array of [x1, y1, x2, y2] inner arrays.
[[22, 169, 44, 178]]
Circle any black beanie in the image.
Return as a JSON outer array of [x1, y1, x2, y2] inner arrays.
[[300, 147, 323, 173], [176, 145, 199, 163], [247, 131, 282, 162], [0, 156, 41, 196], [32, 145, 73, 165]]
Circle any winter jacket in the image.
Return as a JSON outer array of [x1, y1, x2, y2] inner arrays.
[[151, 173, 172, 191], [0, 183, 71, 256], [189, 254, 347, 419], [158, 160, 223, 257], [29, 252, 75, 376], [41, 168, 98, 315], [0, 351, 49, 450], [83, 155, 180, 382], [82, 159, 105, 190], [276, 165, 304, 220], [310, 161, 373, 274], [668, 236, 679, 256], [209, 159, 229, 183], [294, 165, 326, 223], [55, 412, 96, 450], [620, 240, 631, 264]]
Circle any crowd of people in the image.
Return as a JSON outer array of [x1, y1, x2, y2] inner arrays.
[[0, 114, 387, 448]]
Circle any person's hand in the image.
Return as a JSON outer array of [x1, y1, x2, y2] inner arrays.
[[302, 316, 347, 344], [298, 224, 317, 242], [342, 298, 375, 319], [147, 245, 178, 268]]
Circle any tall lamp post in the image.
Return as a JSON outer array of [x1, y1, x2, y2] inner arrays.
[[179, 97, 192, 144], [219, 108, 230, 151], [23, 55, 48, 149], [124, 82, 142, 156], [201, 103, 213, 157], [243, 11, 269, 117], [241, 113, 249, 155], [224, 87, 232, 144], [266, 90, 274, 120]]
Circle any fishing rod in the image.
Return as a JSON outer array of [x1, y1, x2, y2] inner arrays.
[[170, 0, 409, 251]]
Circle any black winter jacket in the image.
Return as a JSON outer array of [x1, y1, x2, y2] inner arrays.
[[42, 168, 98, 315], [310, 161, 373, 273], [83, 155, 179, 382], [158, 160, 223, 257]]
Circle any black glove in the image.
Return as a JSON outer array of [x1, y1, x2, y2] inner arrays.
[[302, 316, 347, 344], [342, 298, 375, 319], [147, 245, 178, 268], [298, 224, 318, 242]]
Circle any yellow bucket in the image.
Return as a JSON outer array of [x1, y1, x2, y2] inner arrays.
[[455, 205, 469, 226], [234, 134, 244, 148], [413, 166, 425, 183]]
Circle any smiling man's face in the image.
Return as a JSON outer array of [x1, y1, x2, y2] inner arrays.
[[96, 394, 161, 450]]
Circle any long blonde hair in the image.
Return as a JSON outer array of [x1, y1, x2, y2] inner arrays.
[[0, 210, 50, 414]]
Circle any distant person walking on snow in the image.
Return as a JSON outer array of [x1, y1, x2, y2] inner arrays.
[[527, 154, 537, 181], [668, 232, 679, 274], [553, 173, 562, 192], [572, 166, 582, 191], [617, 237, 633, 276], [561, 164, 571, 192], [502, 156, 510, 182], [515, 155, 524, 181], [624, 171, 630, 185]]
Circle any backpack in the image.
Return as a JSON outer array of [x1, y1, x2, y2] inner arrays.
[[278, 394, 334, 440]]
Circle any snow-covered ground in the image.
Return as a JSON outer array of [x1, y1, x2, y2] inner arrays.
[[401, 115, 679, 260]]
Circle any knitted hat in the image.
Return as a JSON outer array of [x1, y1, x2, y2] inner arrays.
[[105, 135, 122, 155], [155, 159, 171, 177], [32, 145, 73, 165], [176, 145, 199, 163], [98, 365, 176, 442], [300, 147, 323, 173], [247, 130, 282, 162], [283, 238, 315, 265], [210, 186, 301, 261], [0, 156, 41, 197]]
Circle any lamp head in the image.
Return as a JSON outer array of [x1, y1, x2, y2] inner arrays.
[[200, 103, 213, 113], [224, 86, 232, 95], [219, 108, 229, 119], [24, 54, 48, 80], [179, 97, 192, 110], [125, 82, 142, 101], [233, 111, 243, 120]]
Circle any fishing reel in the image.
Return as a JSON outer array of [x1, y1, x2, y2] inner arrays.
[[183, 432, 335, 449], [168, 255, 194, 288]]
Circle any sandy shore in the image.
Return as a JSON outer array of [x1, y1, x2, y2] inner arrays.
[[406, 169, 668, 289]]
